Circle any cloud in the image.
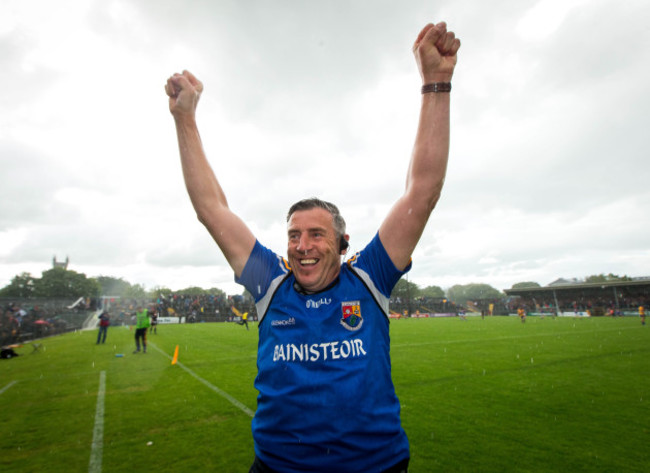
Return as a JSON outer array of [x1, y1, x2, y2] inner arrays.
[[1, 0, 649, 294]]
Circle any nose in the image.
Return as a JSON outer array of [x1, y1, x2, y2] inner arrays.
[[296, 233, 310, 253]]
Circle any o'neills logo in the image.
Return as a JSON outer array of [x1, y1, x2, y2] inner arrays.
[[306, 297, 332, 308], [273, 339, 367, 362], [340, 300, 363, 331]]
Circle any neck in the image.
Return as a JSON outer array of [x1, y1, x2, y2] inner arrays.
[[293, 276, 339, 295]]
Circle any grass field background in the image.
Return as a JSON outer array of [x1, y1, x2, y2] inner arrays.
[[1, 316, 648, 472]]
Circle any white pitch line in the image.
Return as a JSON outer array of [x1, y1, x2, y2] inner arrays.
[[89, 370, 106, 473], [150, 343, 254, 418], [0, 380, 17, 395]]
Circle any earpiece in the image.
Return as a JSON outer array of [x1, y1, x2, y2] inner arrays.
[[339, 235, 349, 253]]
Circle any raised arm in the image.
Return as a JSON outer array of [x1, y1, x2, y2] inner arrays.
[[378, 22, 460, 270], [165, 70, 255, 277]]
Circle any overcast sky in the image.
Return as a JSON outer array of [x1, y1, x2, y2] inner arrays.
[[1, 0, 649, 295]]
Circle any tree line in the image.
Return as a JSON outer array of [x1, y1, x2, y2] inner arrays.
[[0, 267, 632, 307], [0, 268, 226, 301]]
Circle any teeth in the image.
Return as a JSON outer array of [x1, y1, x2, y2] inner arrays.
[[301, 259, 317, 265]]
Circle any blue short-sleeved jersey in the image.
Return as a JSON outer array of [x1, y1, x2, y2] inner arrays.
[[236, 233, 410, 472]]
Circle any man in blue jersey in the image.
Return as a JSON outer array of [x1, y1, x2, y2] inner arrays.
[[166, 21, 460, 473]]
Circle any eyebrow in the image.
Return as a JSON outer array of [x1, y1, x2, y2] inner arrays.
[[287, 226, 328, 235]]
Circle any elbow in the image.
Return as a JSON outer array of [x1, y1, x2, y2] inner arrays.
[[427, 192, 442, 213], [190, 196, 222, 228], [428, 180, 445, 210], [408, 177, 445, 214], [196, 211, 215, 230], [194, 205, 214, 228]]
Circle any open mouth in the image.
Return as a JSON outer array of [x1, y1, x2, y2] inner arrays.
[[299, 258, 318, 266]]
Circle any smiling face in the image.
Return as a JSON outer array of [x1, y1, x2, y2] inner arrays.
[[287, 207, 344, 293]]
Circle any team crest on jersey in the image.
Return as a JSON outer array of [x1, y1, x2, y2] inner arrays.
[[341, 301, 363, 331]]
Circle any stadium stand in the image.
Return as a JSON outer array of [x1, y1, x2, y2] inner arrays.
[[504, 278, 650, 316]]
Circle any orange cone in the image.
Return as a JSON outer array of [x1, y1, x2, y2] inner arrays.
[[171, 345, 179, 365]]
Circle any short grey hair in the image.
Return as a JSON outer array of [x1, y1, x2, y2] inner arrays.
[[287, 198, 346, 238]]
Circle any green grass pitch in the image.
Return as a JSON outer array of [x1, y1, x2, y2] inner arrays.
[[1, 316, 648, 472]]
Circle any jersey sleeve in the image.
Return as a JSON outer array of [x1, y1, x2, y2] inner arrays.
[[348, 232, 411, 298], [235, 240, 290, 302]]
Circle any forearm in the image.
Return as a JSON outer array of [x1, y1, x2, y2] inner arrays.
[[406, 91, 451, 212], [404, 20, 458, 212], [172, 114, 255, 276], [378, 88, 452, 270], [174, 115, 229, 222]]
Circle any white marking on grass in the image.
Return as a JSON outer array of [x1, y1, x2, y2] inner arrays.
[[0, 380, 18, 395], [89, 370, 106, 473], [150, 343, 254, 418]]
